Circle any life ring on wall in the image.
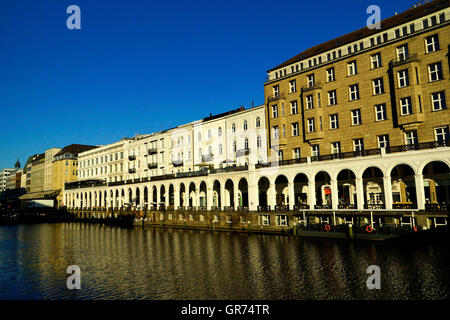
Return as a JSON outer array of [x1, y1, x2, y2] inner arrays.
[[414, 226, 418, 232], [324, 224, 331, 231], [366, 225, 373, 233]]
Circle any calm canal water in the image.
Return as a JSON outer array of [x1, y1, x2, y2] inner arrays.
[[0, 223, 448, 300]]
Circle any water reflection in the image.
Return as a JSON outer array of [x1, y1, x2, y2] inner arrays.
[[0, 223, 449, 300]]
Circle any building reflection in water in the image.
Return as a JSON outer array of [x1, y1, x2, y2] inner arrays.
[[0, 223, 449, 299]]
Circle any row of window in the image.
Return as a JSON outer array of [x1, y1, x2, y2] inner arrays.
[[272, 12, 445, 80], [197, 118, 262, 141], [277, 126, 449, 160], [80, 152, 124, 168], [274, 34, 442, 97]]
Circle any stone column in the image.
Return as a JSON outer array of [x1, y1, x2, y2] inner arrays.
[[355, 178, 364, 209], [174, 185, 180, 209], [220, 186, 226, 210], [234, 186, 239, 210], [206, 186, 213, 210], [248, 184, 258, 211], [308, 180, 316, 209], [288, 182, 295, 210], [414, 174, 425, 210], [268, 183, 276, 209], [331, 179, 338, 210], [383, 176, 393, 210]]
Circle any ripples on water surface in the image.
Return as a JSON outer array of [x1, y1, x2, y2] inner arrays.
[[0, 223, 448, 300]]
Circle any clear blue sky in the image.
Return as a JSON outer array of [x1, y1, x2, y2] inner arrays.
[[0, 0, 416, 169]]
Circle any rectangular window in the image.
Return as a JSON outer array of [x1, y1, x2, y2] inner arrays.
[[331, 142, 341, 154], [425, 34, 440, 53], [328, 90, 337, 106], [347, 61, 357, 76], [311, 145, 319, 158], [272, 105, 278, 118], [405, 131, 418, 145], [326, 68, 335, 82], [349, 84, 359, 101], [289, 80, 297, 93], [396, 44, 409, 61], [353, 138, 364, 152], [272, 126, 279, 139], [431, 91, 446, 111], [278, 150, 283, 161], [293, 148, 301, 159], [398, 69, 409, 87], [276, 215, 288, 226], [307, 74, 315, 87], [372, 78, 384, 95], [400, 97, 413, 115], [307, 118, 315, 132], [292, 122, 299, 136], [428, 62, 443, 82], [290, 101, 298, 114], [375, 104, 387, 121], [273, 85, 279, 97], [262, 215, 270, 226], [377, 135, 390, 148], [371, 53, 382, 69], [435, 126, 449, 143], [306, 95, 314, 109], [351, 109, 361, 125], [330, 114, 339, 129]]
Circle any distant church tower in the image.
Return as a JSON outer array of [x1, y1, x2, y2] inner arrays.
[[15, 159, 21, 169]]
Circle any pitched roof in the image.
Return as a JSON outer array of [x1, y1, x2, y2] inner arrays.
[[268, 0, 449, 72], [54, 144, 98, 157]]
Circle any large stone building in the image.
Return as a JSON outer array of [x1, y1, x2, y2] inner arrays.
[[30, 153, 45, 193], [64, 1, 449, 230], [44, 148, 61, 191]]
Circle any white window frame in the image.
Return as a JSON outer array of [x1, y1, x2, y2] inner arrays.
[[351, 109, 361, 125], [428, 62, 442, 82], [398, 69, 409, 88], [276, 215, 288, 226], [353, 138, 364, 152], [372, 78, 384, 95], [306, 95, 314, 109], [293, 148, 300, 159], [375, 104, 387, 121], [307, 118, 315, 132], [328, 90, 337, 106], [371, 53, 381, 69], [377, 135, 389, 148], [272, 105, 278, 118], [289, 80, 297, 93], [431, 91, 446, 111], [292, 122, 299, 136], [326, 68, 335, 82], [290, 101, 298, 114], [347, 61, 357, 76], [331, 142, 341, 154], [312, 145, 319, 157], [400, 97, 413, 115], [349, 84, 359, 101], [405, 131, 418, 145], [330, 114, 339, 129], [425, 34, 439, 53], [307, 74, 315, 87], [434, 126, 449, 142], [273, 85, 279, 97], [396, 44, 409, 61]]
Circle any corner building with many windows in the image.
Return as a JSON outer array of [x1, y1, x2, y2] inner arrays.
[[64, 1, 450, 233]]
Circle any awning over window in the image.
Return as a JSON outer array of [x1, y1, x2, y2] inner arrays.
[[19, 190, 59, 200]]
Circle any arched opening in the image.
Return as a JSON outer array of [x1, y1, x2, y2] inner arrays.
[[110, 190, 114, 208], [136, 187, 141, 208], [258, 177, 270, 208], [189, 182, 196, 207], [89, 192, 92, 209], [179, 183, 186, 207], [152, 186, 157, 209], [213, 180, 221, 208], [362, 166, 385, 209], [423, 161, 450, 206], [160, 185, 166, 207], [391, 164, 416, 208], [238, 178, 248, 208], [315, 171, 332, 208], [337, 169, 356, 209], [128, 188, 133, 207], [199, 181, 207, 208], [293, 173, 309, 207], [224, 179, 234, 208], [275, 175, 289, 207], [121, 189, 125, 208], [143, 186, 148, 209], [168, 184, 174, 206]]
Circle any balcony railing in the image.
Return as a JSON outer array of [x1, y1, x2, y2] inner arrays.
[[364, 204, 386, 210], [128, 155, 136, 161], [387, 140, 448, 153], [314, 204, 332, 209], [274, 205, 289, 212], [237, 206, 249, 212], [147, 163, 157, 169], [425, 202, 449, 212], [301, 82, 322, 92], [294, 204, 310, 210], [311, 149, 381, 162], [128, 168, 136, 174], [338, 204, 357, 209], [224, 206, 234, 212], [147, 148, 157, 155], [236, 149, 250, 157], [210, 165, 248, 174], [389, 54, 419, 68], [202, 154, 213, 162], [268, 93, 285, 102], [172, 159, 183, 167], [257, 205, 271, 212]]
